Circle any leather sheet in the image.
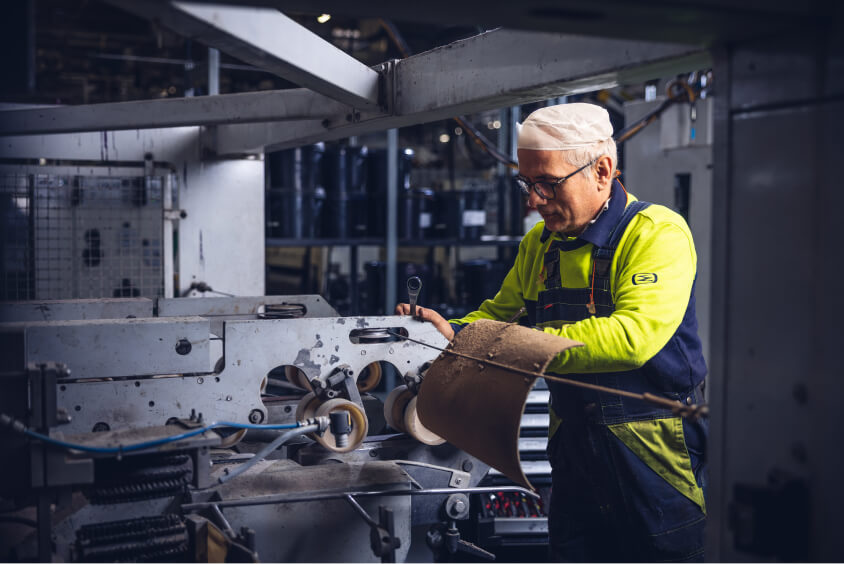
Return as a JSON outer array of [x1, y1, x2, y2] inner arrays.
[[417, 319, 583, 489]]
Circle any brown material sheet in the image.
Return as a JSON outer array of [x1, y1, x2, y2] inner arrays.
[[416, 319, 583, 489]]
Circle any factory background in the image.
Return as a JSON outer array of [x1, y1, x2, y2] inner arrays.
[[0, 0, 841, 562]]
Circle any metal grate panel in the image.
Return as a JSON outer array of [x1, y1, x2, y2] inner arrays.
[[1, 165, 174, 301]]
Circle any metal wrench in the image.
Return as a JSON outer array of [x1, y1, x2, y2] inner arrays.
[[407, 276, 422, 318]]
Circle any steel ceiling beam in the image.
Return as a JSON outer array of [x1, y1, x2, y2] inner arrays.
[[215, 29, 710, 154], [0, 29, 708, 149], [108, 0, 382, 109], [0, 89, 349, 136]]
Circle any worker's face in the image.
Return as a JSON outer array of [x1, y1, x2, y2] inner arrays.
[[517, 149, 611, 235]]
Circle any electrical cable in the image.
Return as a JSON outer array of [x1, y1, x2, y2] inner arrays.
[[180, 281, 235, 297], [0, 413, 307, 455], [613, 79, 698, 145], [216, 423, 320, 485]]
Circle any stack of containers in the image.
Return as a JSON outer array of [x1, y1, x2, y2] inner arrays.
[[322, 145, 369, 239], [266, 145, 325, 239]]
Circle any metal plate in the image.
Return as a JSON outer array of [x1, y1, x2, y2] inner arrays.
[[213, 461, 411, 562], [10, 316, 210, 378], [493, 517, 548, 535], [157, 294, 339, 319], [220, 315, 447, 389], [0, 298, 153, 322]]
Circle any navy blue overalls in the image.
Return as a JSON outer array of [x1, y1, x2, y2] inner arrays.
[[530, 198, 708, 562]]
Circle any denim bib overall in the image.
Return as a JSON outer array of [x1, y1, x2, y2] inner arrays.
[[532, 199, 708, 562]]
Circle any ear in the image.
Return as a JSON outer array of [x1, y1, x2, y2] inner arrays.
[[594, 155, 614, 191]]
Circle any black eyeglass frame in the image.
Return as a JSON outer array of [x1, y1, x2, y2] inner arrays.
[[515, 158, 598, 200]]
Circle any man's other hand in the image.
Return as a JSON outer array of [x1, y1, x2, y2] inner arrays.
[[395, 303, 455, 341]]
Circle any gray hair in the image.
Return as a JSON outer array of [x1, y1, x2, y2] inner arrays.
[[562, 137, 618, 180]]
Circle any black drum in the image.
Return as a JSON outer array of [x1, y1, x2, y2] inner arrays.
[[437, 189, 488, 240]]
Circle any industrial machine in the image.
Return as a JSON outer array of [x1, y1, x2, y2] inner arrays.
[[0, 294, 540, 562]]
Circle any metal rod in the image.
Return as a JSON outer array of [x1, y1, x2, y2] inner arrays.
[[208, 48, 220, 96], [210, 504, 236, 538], [343, 494, 378, 528], [386, 330, 708, 420], [182, 485, 538, 511], [385, 128, 398, 315]]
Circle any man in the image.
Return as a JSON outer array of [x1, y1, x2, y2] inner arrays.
[[396, 103, 707, 562]]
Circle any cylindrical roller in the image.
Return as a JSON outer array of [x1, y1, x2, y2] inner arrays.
[[295, 392, 323, 439], [218, 428, 247, 448], [357, 362, 383, 393], [285, 366, 313, 391], [403, 396, 446, 445], [383, 385, 414, 433], [314, 399, 368, 453]]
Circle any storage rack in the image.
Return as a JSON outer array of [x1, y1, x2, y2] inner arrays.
[[265, 236, 523, 315]]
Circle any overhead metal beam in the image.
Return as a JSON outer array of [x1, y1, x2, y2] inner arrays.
[[0, 88, 350, 135], [109, 0, 382, 109], [215, 29, 710, 154]]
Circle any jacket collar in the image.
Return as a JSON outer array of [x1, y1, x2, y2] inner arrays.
[[539, 179, 627, 248]]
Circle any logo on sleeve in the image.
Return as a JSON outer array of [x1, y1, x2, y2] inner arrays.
[[632, 273, 658, 285]]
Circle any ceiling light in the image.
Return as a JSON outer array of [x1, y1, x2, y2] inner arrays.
[[317, 13, 331, 23], [492, 120, 501, 129], [439, 133, 450, 143], [454, 127, 463, 135]]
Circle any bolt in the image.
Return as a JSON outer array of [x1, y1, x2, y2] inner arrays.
[[454, 499, 466, 513], [454, 477, 462, 485], [197, 377, 204, 385], [369, 449, 379, 458], [248, 409, 264, 424], [175, 339, 192, 355], [361, 350, 366, 356], [284, 406, 292, 413], [225, 395, 232, 401], [462, 460, 473, 472]]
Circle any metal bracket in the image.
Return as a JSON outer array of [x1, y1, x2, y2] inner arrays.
[[394, 460, 472, 489], [376, 59, 399, 116]]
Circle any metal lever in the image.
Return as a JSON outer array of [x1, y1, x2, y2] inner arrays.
[[407, 276, 422, 318]]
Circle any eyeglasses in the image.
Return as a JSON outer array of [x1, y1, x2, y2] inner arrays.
[[515, 158, 597, 200]]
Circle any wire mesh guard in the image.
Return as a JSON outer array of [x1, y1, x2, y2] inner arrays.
[[1, 166, 172, 300]]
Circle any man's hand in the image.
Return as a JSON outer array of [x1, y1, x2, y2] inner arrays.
[[395, 303, 455, 341]]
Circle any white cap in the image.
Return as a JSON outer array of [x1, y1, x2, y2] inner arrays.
[[517, 103, 613, 151]]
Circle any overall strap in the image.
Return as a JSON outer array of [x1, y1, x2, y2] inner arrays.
[[592, 200, 652, 277]]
